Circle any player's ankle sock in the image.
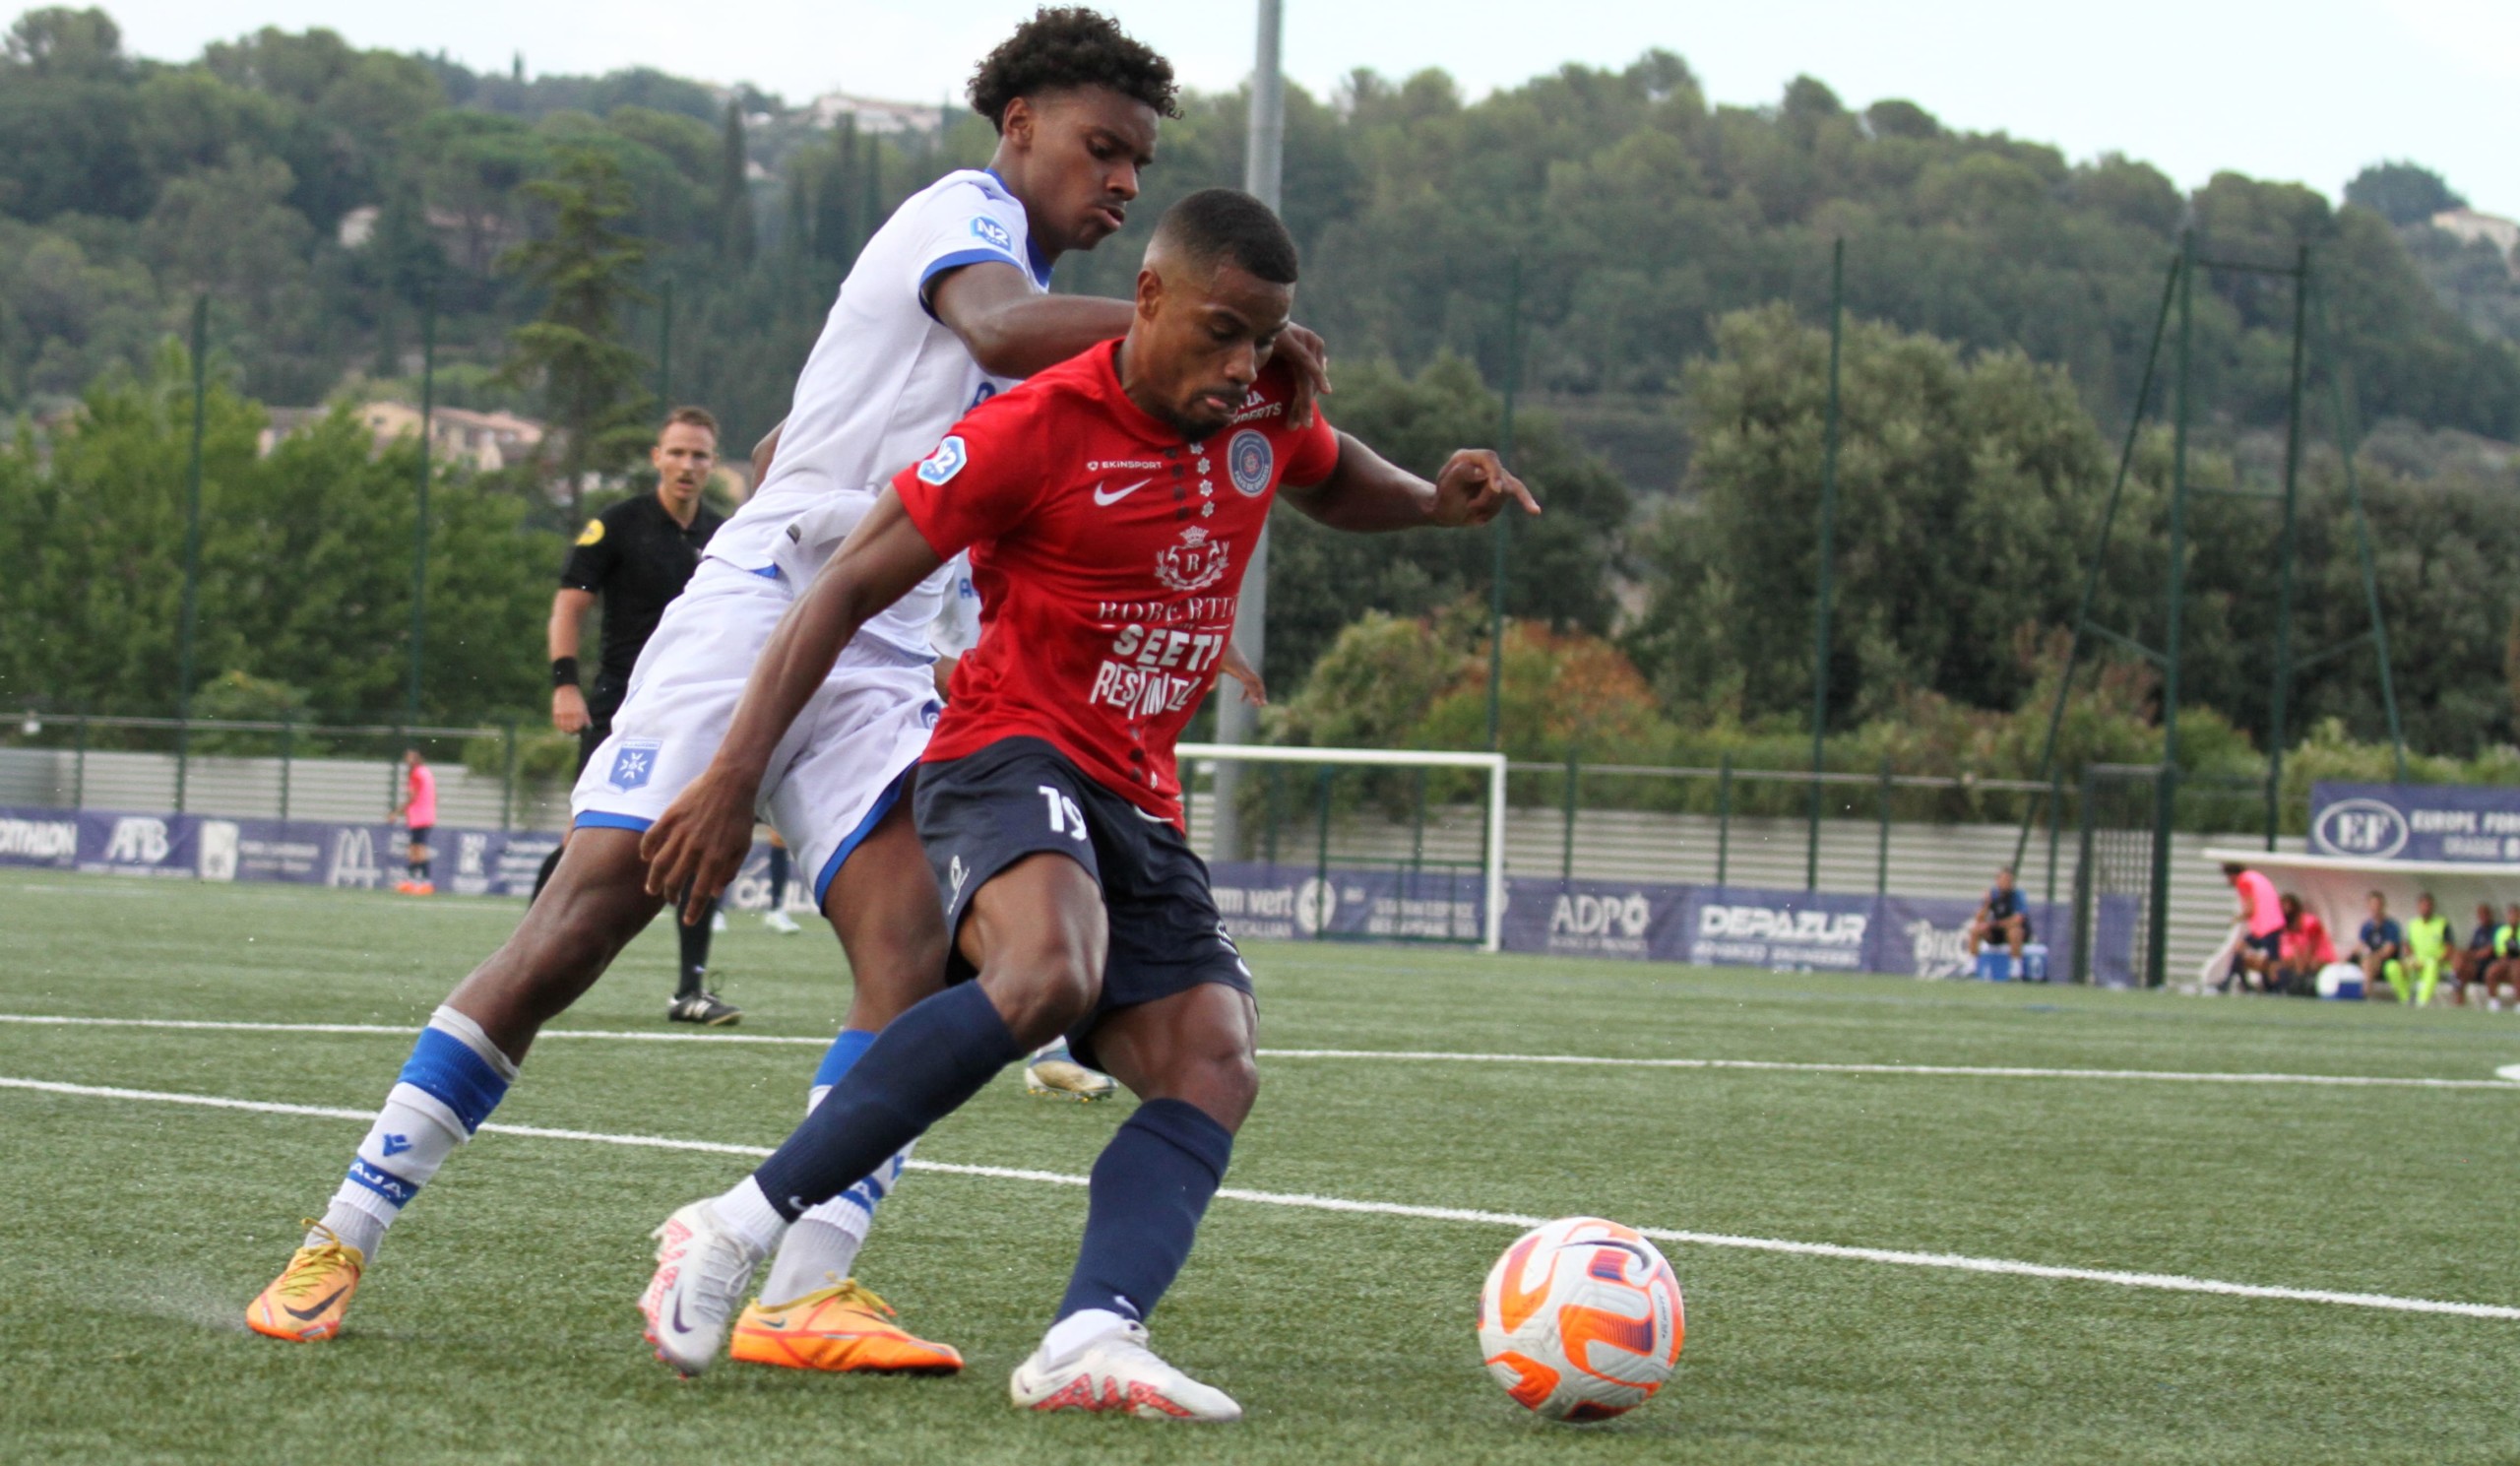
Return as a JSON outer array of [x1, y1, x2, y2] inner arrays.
[[1052, 1098, 1232, 1327], [417, 857, 432, 882], [676, 904, 715, 997], [311, 1005, 518, 1259], [746, 983, 1021, 1222], [1040, 1307, 1134, 1364], [762, 1149, 912, 1301], [766, 845, 789, 911], [760, 1029, 910, 1302]]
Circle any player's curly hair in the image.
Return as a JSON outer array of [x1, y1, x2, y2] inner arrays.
[[968, 7, 1179, 134]]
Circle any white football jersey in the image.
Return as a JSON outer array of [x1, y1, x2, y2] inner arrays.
[[710, 167, 1044, 659]]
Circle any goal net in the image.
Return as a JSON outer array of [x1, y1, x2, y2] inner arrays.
[[1174, 742, 1507, 952]]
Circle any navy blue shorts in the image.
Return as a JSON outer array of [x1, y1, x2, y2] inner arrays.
[[914, 736, 1253, 1066]]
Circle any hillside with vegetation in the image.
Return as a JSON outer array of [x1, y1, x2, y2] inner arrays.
[[4, 5, 2518, 778]]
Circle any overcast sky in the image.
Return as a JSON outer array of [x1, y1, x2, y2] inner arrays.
[[93, 0, 2520, 219]]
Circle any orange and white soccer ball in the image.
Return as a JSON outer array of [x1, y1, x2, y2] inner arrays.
[[1477, 1216, 1684, 1422]]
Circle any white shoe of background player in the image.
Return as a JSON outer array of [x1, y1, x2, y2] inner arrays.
[[762, 909, 802, 934], [1009, 1319, 1240, 1421], [711, 909, 730, 933]]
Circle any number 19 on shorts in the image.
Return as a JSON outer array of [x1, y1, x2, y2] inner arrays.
[[1040, 786, 1087, 842]]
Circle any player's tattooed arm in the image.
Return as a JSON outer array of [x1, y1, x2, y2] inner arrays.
[[1277, 433, 1539, 534], [640, 490, 943, 921], [930, 262, 1330, 427]]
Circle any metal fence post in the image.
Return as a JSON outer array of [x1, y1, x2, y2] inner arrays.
[[1875, 754, 1893, 895], [1715, 752, 1732, 888], [1560, 746, 1579, 882], [73, 714, 88, 809], [500, 720, 518, 832], [2045, 768, 2062, 907], [175, 714, 190, 815], [2071, 766, 2098, 985], [1312, 765, 1333, 941], [279, 714, 294, 823]]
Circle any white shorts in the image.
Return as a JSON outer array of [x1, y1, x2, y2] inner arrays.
[[572, 560, 941, 907]]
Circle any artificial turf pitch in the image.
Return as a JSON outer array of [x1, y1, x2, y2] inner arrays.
[[2, 872, 2516, 1463]]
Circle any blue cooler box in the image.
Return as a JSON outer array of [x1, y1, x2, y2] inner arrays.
[[1975, 950, 2014, 982]]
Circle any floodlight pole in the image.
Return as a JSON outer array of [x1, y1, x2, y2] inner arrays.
[[1804, 238, 1844, 890], [1211, 0, 1285, 861], [174, 294, 210, 815], [405, 288, 436, 732], [1484, 256, 1521, 751], [2309, 270, 2407, 781], [2264, 245, 2309, 849], [2147, 229, 2197, 990]]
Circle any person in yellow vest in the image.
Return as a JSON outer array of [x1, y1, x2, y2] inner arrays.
[[2401, 891, 2449, 1006]]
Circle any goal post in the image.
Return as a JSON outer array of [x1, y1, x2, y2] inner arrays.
[[1174, 742, 1509, 953]]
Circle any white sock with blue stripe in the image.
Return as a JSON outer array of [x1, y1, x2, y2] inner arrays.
[[310, 1005, 517, 1259], [758, 1028, 913, 1306]]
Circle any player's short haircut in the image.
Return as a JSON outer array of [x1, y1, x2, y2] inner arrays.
[[2222, 862, 2244, 879], [662, 406, 719, 440], [969, 7, 1178, 134], [1152, 188, 1299, 287]]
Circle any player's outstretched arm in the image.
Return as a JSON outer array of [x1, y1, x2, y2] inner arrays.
[[930, 262, 1329, 426], [640, 491, 943, 920], [1279, 433, 1539, 533]]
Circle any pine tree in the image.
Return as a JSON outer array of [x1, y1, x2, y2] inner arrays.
[[498, 146, 652, 520]]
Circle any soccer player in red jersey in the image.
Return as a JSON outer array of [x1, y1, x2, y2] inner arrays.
[[635, 188, 1535, 1418]]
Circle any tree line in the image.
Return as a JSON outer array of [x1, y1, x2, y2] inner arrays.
[[4, 6, 2518, 772]]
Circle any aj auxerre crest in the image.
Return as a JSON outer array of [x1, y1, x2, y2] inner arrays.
[[1154, 525, 1230, 593], [1227, 428, 1273, 496]]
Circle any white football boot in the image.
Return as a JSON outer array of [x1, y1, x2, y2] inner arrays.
[[640, 1200, 767, 1376], [762, 908, 803, 934], [1009, 1320, 1241, 1422]]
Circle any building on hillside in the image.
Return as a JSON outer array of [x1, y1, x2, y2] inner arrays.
[[257, 402, 549, 472], [2430, 208, 2520, 278], [809, 92, 943, 135]]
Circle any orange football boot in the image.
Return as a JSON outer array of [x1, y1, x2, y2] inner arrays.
[[246, 1222, 364, 1341], [729, 1280, 964, 1373]]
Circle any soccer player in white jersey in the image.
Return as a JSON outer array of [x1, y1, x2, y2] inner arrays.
[[244, 8, 1325, 1371]]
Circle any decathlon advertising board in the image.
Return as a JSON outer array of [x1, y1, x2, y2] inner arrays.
[[2307, 783, 2520, 864]]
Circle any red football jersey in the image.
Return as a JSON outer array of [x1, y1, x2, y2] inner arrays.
[[893, 340, 1341, 823]]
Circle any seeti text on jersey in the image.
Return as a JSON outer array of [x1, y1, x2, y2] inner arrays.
[[894, 340, 1340, 825]]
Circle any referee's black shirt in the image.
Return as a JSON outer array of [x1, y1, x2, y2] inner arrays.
[[560, 493, 726, 684]]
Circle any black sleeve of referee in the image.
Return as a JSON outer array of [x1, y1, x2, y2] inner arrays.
[[559, 511, 617, 591]]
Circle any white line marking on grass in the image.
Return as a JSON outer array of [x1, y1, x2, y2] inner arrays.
[[1258, 1048, 2520, 1090], [7, 1013, 2518, 1090], [6, 1072, 2519, 1323]]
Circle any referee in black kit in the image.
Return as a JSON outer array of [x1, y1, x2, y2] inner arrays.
[[538, 406, 738, 1025]]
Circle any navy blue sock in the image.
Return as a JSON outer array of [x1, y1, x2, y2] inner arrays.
[[750, 981, 1023, 1221], [1054, 1098, 1234, 1325], [766, 845, 790, 910], [676, 899, 714, 998]]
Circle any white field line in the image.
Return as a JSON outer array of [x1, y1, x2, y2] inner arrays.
[[4, 1072, 2518, 1323], [5, 1013, 2517, 1091]]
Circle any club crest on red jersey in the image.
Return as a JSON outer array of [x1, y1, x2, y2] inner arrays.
[[1227, 429, 1273, 496], [1153, 525, 1230, 593]]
